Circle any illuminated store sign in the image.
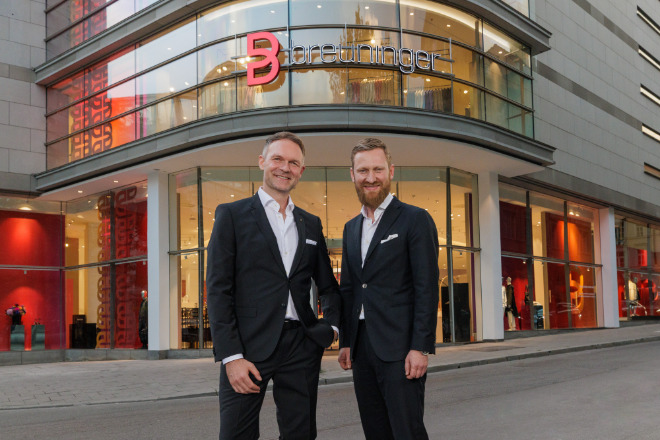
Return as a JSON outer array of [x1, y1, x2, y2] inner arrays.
[[247, 31, 453, 86]]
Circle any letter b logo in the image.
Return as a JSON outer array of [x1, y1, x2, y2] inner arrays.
[[247, 32, 280, 86]]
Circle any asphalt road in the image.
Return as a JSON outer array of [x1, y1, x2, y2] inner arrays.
[[3, 341, 659, 439]]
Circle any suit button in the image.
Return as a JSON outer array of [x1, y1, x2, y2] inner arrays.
[[281, 303, 286, 308], [362, 283, 367, 289]]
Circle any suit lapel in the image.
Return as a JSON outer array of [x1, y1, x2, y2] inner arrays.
[[364, 198, 403, 265], [289, 208, 306, 276], [250, 195, 287, 275], [349, 215, 363, 274]]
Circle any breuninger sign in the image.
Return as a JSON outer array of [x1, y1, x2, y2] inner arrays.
[[247, 31, 453, 86]]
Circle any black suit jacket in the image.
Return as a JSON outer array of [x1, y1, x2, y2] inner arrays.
[[206, 194, 341, 363], [339, 197, 439, 362]]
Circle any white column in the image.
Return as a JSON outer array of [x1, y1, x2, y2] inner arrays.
[[598, 207, 619, 328], [477, 171, 504, 341], [147, 170, 170, 354]]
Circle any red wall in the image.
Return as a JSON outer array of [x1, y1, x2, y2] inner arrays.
[[0, 211, 64, 350]]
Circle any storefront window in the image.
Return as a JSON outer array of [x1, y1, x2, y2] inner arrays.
[[501, 256, 533, 331], [403, 74, 452, 112], [65, 265, 109, 348], [499, 184, 528, 254], [66, 194, 111, 265], [450, 169, 478, 248], [625, 220, 648, 270], [198, 0, 288, 45], [237, 73, 290, 110], [567, 203, 595, 263], [398, 168, 448, 245], [175, 252, 202, 349], [198, 40, 238, 84], [530, 192, 564, 259], [504, 186, 601, 330], [441, 249, 477, 342], [400, 0, 481, 48], [136, 18, 196, 73], [171, 169, 199, 251], [453, 83, 484, 121], [483, 22, 531, 74], [115, 260, 148, 348], [290, 0, 397, 27], [651, 226, 660, 272]]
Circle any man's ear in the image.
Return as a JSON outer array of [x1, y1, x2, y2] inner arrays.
[[350, 168, 355, 182], [258, 155, 265, 170]]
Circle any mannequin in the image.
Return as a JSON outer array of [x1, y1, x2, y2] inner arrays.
[[139, 290, 148, 349], [628, 277, 639, 302], [505, 277, 518, 330]]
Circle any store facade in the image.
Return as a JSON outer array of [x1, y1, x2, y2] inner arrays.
[[2, 0, 659, 360]]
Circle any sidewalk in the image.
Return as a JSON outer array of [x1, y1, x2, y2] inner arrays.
[[2, 322, 660, 411]]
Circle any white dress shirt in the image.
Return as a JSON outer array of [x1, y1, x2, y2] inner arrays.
[[359, 193, 394, 319]]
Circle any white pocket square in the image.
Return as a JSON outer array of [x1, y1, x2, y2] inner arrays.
[[380, 234, 398, 244], [306, 239, 317, 245]]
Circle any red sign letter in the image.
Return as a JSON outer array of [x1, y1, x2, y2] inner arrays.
[[247, 32, 281, 86]]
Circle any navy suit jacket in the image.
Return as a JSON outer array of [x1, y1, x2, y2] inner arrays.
[[339, 197, 439, 361], [206, 194, 341, 363]]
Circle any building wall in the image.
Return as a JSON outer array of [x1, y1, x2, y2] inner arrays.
[[532, 0, 660, 212], [0, 0, 47, 194]]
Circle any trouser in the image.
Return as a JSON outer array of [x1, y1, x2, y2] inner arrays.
[[218, 324, 324, 440], [352, 321, 429, 440]]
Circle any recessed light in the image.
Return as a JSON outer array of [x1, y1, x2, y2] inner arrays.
[[77, 190, 83, 193]]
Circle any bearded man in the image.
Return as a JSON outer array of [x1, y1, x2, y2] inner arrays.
[[337, 137, 439, 440]]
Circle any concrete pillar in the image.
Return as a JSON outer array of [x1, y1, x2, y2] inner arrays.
[[477, 171, 504, 341], [598, 207, 619, 328], [147, 170, 170, 355]]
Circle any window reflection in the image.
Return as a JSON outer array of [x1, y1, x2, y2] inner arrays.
[[136, 18, 196, 73], [199, 81, 237, 117], [483, 22, 531, 74], [198, 40, 237, 84], [136, 55, 197, 106], [198, 0, 288, 45], [138, 90, 197, 137], [400, 0, 481, 48], [237, 73, 289, 110], [398, 168, 448, 245], [347, 69, 400, 105], [290, 0, 397, 27], [450, 169, 477, 247], [403, 74, 451, 112]]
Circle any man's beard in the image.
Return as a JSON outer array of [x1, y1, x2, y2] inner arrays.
[[355, 180, 391, 210]]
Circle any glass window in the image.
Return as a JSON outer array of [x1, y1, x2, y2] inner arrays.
[[136, 55, 197, 107], [648, 274, 660, 317], [137, 90, 197, 137], [450, 169, 477, 247], [48, 72, 85, 113], [485, 93, 533, 136], [624, 220, 648, 270], [398, 168, 447, 245], [290, 0, 397, 27], [442, 249, 476, 342], [171, 169, 200, 251], [453, 83, 484, 121], [65, 265, 111, 348], [400, 0, 481, 47], [403, 74, 452, 112], [136, 18, 196, 73], [114, 184, 148, 259], [501, 256, 534, 331], [484, 58, 531, 106], [567, 203, 595, 263], [292, 69, 349, 105], [66, 194, 111, 265], [198, 40, 237, 84], [326, 168, 361, 242], [0, 267, 63, 351], [499, 184, 528, 254], [200, 168, 255, 247], [175, 252, 202, 349], [651, 226, 660, 272], [346, 68, 400, 106], [291, 168, 328, 227], [569, 264, 598, 328], [198, 0, 288, 46], [85, 79, 136, 129], [87, 47, 136, 91], [199, 80, 237, 118], [530, 193, 565, 259], [114, 260, 148, 348], [483, 22, 531, 74], [451, 44, 483, 85], [237, 72, 289, 110], [542, 261, 569, 329], [401, 33, 452, 75]]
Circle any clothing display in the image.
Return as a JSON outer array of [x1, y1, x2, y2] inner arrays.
[[410, 87, 451, 111], [347, 78, 395, 104]]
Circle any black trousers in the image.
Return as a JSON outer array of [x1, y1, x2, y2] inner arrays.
[[352, 321, 429, 440], [219, 325, 324, 440]]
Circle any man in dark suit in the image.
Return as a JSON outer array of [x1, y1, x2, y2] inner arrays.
[[206, 131, 340, 440], [338, 138, 439, 440]]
